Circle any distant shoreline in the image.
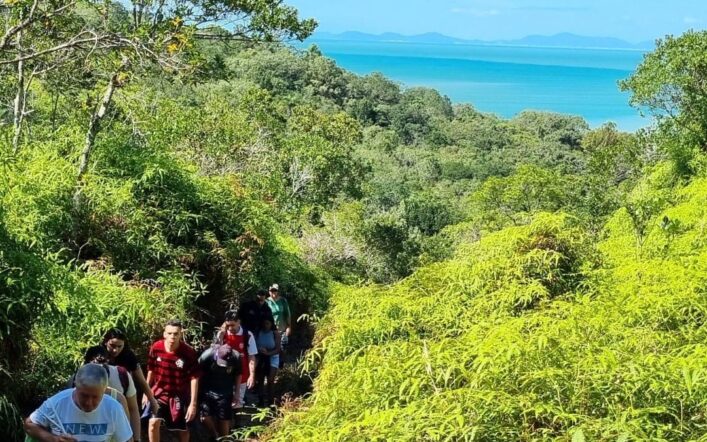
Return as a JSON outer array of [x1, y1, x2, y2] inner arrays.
[[304, 38, 650, 53], [306, 31, 655, 52]]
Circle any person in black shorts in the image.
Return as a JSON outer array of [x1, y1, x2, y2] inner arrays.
[[198, 343, 241, 441], [146, 320, 200, 442]]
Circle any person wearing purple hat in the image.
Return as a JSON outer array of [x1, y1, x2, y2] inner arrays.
[[197, 343, 242, 441]]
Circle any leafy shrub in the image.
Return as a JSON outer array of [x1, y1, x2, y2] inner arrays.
[[269, 175, 707, 440]]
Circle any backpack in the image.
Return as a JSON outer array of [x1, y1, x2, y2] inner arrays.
[[243, 327, 255, 356], [215, 326, 255, 356], [115, 365, 130, 396]]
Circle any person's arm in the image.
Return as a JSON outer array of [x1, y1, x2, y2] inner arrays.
[[246, 332, 257, 388], [112, 396, 135, 442], [142, 345, 159, 414], [132, 366, 158, 412], [233, 375, 242, 407], [247, 355, 256, 388], [185, 351, 200, 422], [284, 299, 292, 337], [214, 325, 226, 345], [123, 372, 141, 437], [114, 391, 131, 430], [24, 417, 76, 442], [25, 398, 77, 442], [185, 376, 199, 422], [271, 330, 282, 355], [126, 393, 141, 442], [143, 369, 156, 411]]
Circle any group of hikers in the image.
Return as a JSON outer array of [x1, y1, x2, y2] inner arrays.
[[23, 284, 292, 442]]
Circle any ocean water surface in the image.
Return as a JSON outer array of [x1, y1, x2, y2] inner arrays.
[[295, 40, 651, 131]]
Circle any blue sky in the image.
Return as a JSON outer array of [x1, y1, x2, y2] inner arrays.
[[287, 0, 706, 42]]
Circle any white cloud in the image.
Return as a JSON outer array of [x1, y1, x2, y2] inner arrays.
[[450, 8, 501, 17], [512, 6, 589, 12]]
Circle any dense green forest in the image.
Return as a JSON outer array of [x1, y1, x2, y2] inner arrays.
[[1, 0, 707, 440]]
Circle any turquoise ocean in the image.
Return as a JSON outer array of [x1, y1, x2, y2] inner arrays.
[[296, 40, 650, 131]]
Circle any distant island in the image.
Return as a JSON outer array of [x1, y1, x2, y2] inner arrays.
[[309, 31, 655, 50]]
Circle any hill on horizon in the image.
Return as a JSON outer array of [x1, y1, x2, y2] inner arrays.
[[310, 31, 655, 50]]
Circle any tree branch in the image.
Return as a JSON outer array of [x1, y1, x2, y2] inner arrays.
[[0, 32, 133, 65], [0, 1, 76, 50]]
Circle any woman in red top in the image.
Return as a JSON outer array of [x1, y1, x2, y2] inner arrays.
[[214, 310, 257, 408]]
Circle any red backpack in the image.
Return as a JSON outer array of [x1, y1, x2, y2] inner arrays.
[[115, 365, 131, 396]]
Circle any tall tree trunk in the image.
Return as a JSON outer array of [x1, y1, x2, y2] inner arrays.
[[12, 19, 24, 153], [76, 68, 123, 181], [12, 58, 25, 153], [74, 58, 129, 209]]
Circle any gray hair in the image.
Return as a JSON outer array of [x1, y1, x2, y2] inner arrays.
[[74, 363, 108, 389]]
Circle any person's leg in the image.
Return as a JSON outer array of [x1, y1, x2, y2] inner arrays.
[[148, 418, 161, 442], [217, 419, 231, 437], [163, 396, 189, 442], [200, 395, 218, 438], [201, 415, 218, 438], [267, 366, 278, 406], [176, 430, 190, 442], [255, 366, 266, 407], [239, 382, 247, 406], [232, 378, 242, 408], [279, 328, 288, 369], [215, 392, 232, 437]]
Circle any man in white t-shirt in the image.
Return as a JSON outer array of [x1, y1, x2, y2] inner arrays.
[[83, 345, 140, 441], [215, 310, 257, 407], [24, 363, 133, 442]]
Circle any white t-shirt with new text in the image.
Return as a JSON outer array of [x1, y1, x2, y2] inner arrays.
[[29, 388, 132, 442]]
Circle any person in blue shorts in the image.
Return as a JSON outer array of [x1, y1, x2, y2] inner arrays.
[[255, 315, 281, 407]]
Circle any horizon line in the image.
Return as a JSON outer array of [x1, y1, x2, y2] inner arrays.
[[309, 30, 658, 46]]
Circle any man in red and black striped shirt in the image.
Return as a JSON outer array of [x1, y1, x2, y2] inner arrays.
[[146, 319, 200, 442]]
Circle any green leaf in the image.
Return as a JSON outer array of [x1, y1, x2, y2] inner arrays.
[[572, 429, 586, 442]]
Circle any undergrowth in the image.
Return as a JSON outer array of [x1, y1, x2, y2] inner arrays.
[[267, 168, 707, 441]]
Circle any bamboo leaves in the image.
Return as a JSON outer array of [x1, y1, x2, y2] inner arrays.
[[269, 175, 707, 440]]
